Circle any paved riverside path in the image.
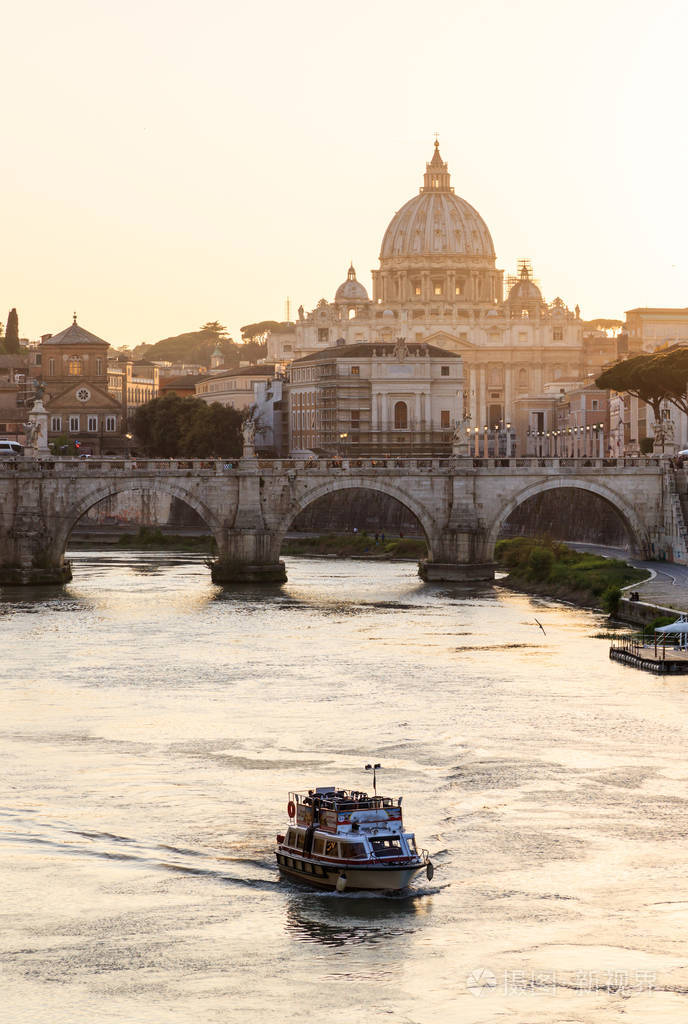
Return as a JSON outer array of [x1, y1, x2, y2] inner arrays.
[[568, 542, 688, 613]]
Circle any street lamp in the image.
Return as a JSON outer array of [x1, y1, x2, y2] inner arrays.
[[474, 425, 479, 457], [505, 422, 511, 458], [339, 432, 348, 458], [125, 432, 133, 458]]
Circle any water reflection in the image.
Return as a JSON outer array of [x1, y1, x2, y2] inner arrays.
[[285, 887, 430, 948]]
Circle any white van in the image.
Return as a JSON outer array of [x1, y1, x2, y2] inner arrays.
[[0, 440, 24, 458]]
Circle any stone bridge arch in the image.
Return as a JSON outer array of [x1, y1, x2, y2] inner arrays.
[[484, 477, 651, 559], [270, 476, 443, 560], [51, 479, 225, 562]]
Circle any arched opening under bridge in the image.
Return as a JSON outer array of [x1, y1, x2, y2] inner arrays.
[[55, 484, 222, 576], [276, 482, 438, 562], [488, 482, 648, 560]]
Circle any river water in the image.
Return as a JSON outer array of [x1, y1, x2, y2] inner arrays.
[[3, 552, 688, 1023]]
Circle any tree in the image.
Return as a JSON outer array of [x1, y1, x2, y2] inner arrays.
[[240, 320, 281, 345], [5, 308, 19, 353], [657, 348, 688, 416], [133, 395, 243, 458], [201, 321, 229, 339], [596, 354, 670, 422]]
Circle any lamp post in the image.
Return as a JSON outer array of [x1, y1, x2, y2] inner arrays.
[[483, 424, 488, 459], [474, 425, 479, 457], [124, 432, 133, 458], [505, 421, 511, 458], [339, 431, 348, 458]]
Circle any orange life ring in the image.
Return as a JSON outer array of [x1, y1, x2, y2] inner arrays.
[[287, 800, 296, 818]]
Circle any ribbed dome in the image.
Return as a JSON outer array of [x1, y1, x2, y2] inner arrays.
[[508, 277, 542, 303], [334, 263, 369, 302], [380, 143, 495, 261]]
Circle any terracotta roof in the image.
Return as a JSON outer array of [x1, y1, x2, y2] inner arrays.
[[42, 322, 109, 347], [159, 374, 209, 388], [212, 363, 275, 379]]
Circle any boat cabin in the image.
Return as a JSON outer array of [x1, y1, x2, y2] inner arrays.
[[283, 786, 417, 865]]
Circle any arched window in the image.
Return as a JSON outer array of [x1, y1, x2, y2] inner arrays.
[[348, 308, 356, 319], [68, 355, 83, 376], [394, 401, 408, 429]]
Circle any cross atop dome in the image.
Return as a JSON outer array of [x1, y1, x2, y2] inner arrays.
[[422, 138, 453, 193]]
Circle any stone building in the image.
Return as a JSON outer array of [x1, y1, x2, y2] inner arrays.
[[40, 318, 125, 454], [195, 364, 276, 411], [287, 338, 463, 455], [107, 357, 159, 422], [268, 141, 593, 453]]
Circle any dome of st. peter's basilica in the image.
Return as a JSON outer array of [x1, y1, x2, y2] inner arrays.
[[379, 141, 495, 262]]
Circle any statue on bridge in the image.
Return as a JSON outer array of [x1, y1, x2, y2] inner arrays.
[[241, 415, 257, 459], [24, 391, 50, 455], [451, 413, 471, 457], [653, 417, 677, 457]]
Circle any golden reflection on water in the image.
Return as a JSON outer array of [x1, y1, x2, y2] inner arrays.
[[2, 551, 688, 1022]]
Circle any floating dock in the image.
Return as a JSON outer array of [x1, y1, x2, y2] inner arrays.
[[610, 640, 688, 675]]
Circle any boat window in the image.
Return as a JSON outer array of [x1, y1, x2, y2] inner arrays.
[[325, 840, 340, 857], [295, 831, 305, 850], [341, 842, 366, 859], [370, 836, 403, 856], [406, 835, 417, 854], [313, 837, 325, 855], [286, 829, 296, 847]]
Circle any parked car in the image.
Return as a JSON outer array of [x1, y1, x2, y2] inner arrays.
[[0, 440, 24, 458]]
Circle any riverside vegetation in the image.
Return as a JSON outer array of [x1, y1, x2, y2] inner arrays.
[[280, 532, 427, 559], [495, 536, 649, 613]]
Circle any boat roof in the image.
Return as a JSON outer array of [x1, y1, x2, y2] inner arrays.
[[292, 788, 400, 809]]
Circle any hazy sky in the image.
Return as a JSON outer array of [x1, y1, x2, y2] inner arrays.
[[2, 0, 687, 348]]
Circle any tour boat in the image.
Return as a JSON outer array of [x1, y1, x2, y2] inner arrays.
[[275, 774, 433, 892]]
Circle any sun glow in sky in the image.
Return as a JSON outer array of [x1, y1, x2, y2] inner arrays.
[[2, 0, 687, 348]]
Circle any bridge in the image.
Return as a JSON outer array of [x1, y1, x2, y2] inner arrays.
[[0, 454, 681, 585]]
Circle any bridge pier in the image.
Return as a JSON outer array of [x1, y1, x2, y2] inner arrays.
[[210, 531, 286, 584], [211, 464, 286, 583], [418, 560, 496, 583], [418, 495, 495, 582], [0, 518, 72, 586]]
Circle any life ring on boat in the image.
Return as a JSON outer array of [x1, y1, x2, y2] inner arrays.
[[287, 800, 296, 819]]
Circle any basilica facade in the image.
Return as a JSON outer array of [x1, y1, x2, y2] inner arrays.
[[269, 142, 606, 453]]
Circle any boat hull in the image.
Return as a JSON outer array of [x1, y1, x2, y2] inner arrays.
[[276, 851, 425, 891]]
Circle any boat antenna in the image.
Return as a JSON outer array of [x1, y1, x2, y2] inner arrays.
[[365, 763, 382, 796]]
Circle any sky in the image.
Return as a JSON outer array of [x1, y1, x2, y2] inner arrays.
[[2, 0, 687, 348]]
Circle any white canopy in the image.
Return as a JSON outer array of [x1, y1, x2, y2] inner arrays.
[[655, 617, 688, 634]]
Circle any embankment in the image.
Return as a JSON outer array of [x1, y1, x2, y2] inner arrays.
[[495, 537, 649, 612]]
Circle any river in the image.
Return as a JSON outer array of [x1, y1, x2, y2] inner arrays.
[[3, 552, 688, 1023]]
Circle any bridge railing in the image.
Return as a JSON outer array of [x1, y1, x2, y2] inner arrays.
[[0, 455, 668, 473]]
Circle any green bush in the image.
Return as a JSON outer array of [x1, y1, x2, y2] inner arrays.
[[527, 545, 555, 580], [601, 584, 622, 615], [495, 536, 648, 609]]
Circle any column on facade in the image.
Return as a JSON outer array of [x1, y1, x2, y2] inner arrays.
[[504, 363, 513, 428], [422, 272, 431, 302], [478, 363, 487, 431], [468, 364, 478, 428], [397, 272, 405, 303], [448, 271, 456, 302]]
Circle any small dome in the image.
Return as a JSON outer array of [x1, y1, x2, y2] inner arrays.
[[508, 278, 542, 303], [508, 260, 543, 305], [335, 263, 369, 302], [382, 308, 395, 320]]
